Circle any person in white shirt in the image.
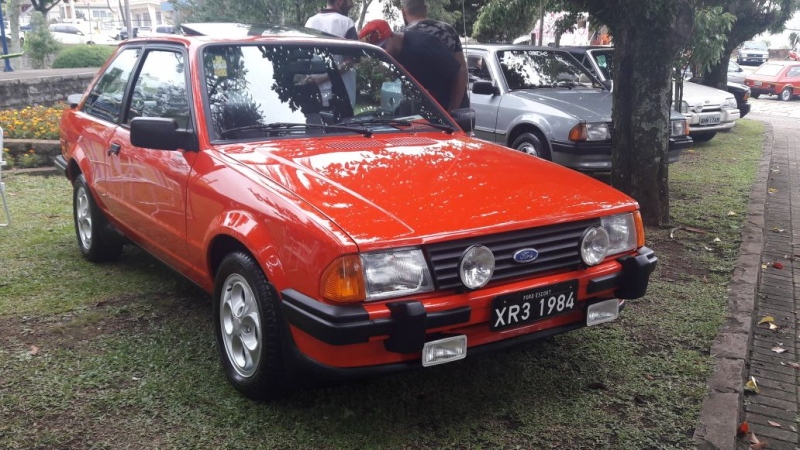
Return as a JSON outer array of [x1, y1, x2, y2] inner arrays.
[[305, 0, 358, 106]]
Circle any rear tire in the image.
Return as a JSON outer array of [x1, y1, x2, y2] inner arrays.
[[511, 132, 551, 160], [214, 251, 289, 401], [751, 93, 760, 99], [73, 174, 123, 262], [691, 132, 717, 142], [780, 87, 793, 102]]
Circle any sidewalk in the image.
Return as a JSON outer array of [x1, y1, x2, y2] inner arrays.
[[695, 111, 800, 449]]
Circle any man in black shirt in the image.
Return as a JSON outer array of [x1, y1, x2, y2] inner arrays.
[[359, 19, 467, 115]]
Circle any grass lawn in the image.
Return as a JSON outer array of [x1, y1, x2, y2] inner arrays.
[[0, 120, 764, 448]]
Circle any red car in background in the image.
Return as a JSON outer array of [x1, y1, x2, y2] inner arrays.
[[790, 45, 799, 61], [744, 60, 800, 101]]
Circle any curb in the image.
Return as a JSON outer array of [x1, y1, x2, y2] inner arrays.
[[693, 122, 772, 448]]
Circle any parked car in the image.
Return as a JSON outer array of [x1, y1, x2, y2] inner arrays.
[[727, 60, 746, 84], [55, 24, 657, 400], [790, 44, 799, 62], [115, 26, 153, 40], [465, 44, 691, 170], [736, 41, 769, 65], [563, 46, 740, 142], [154, 25, 176, 35], [678, 60, 751, 117], [49, 24, 115, 45], [744, 61, 800, 101]]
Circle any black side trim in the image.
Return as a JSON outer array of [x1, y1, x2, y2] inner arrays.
[[54, 155, 68, 178], [280, 289, 471, 348], [586, 273, 619, 294]]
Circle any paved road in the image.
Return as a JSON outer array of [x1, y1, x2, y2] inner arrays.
[[694, 70, 800, 449]]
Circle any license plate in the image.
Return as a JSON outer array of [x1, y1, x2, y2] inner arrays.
[[699, 114, 721, 125], [754, 81, 762, 86], [490, 280, 578, 331]]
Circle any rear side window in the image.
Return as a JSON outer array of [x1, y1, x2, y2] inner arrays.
[[83, 48, 141, 123]]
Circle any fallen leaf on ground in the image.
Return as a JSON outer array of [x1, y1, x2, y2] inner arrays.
[[737, 421, 750, 437], [744, 376, 759, 394], [790, 425, 796, 432], [28, 345, 39, 356], [787, 362, 800, 369], [771, 227, 785, 232], [769, 188, 778, 194], [757, 316, 775, 326], [772, 347, 787, 354], [749, 432, 768, 449], [644, 374, 655, 381], [713, 237, 721, 242], [761, 263, 768, 269], [773, 262, 784, 269], [768, 420, 781, 428], [769, 323, 779, 331], [728, 211, 738, 216]]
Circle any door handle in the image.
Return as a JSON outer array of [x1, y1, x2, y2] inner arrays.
[[107, 143, 121, 156]]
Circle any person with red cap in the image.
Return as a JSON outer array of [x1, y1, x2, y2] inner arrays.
[[359, 19, 467, 115]]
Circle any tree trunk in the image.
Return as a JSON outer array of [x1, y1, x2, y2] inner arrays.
[[610, 27, 674, 226]]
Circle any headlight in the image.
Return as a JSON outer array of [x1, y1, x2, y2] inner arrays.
[[725, 97, 738, 108], [459, 245, 495, 289], [320, 248, 434, 303], [670, 118, 689, 137], [568, 123, 611, 142], [580, 213, 639, 266]]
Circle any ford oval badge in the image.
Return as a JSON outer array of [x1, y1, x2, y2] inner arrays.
[[513, 248, 539, 264]]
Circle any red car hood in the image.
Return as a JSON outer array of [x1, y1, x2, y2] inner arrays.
[[217, 133, 637, 247]]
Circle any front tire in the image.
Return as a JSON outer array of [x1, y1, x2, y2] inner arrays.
[[691, 131, 717, 142], [511, 132, 551, 160], [780, 86, 793, 101], [73, 174, 123, 262], [214, 251, 288, 400]]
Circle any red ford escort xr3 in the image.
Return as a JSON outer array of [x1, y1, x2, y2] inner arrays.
[[55, 24, 657, 400]]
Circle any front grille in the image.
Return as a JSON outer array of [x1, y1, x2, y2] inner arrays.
[[425, 219, 599, 291]]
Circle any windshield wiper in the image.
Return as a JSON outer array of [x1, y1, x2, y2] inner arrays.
[[339, 117, 455, 134], [220, 122, 372, 139]]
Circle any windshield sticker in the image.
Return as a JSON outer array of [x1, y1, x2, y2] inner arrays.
[[213, 56, 227, 77]]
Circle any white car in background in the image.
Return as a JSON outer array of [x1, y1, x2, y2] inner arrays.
[[49, 24, 115, 45], [563, 45, 740, 142]]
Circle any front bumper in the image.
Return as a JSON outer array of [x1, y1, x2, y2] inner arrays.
[[684, 109, 739, 134], [281, 247, 656, 365]]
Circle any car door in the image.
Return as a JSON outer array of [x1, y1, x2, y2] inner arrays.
[[787, 66, 800, 91], [104, 45, 196, 271], [77, 47, 141, 211], [466, 51, 502, 143]]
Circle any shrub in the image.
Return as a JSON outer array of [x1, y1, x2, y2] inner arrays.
[[0, 104, 65, 140], [25, 12, 61, 69], [53, 45, 116, 68], [2, 148, 13, 168]]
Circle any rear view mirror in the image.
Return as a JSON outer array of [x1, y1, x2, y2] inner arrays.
[[130, 117, 198, 151], [472, 81, 498, 96]]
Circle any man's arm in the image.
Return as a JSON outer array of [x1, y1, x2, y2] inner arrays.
[[448, 56, 468, 111]]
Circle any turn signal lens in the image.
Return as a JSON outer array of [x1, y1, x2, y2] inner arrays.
[[320, 255, 365, 303], [568, 123, 588, 141]]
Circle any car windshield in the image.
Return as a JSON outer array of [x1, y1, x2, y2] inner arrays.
[[753, 63, 783, 76], [202, 43, 451, 141], [742, 41, 767, 50], [496, 49, 599, 90]]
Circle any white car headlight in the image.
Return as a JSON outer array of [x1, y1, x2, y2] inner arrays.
[[580, 213, 638, 266], [362, 248, 434, 301], [585, 123, 611, 141], [459, 245, 495, 289], [725, 97, 738, 108], [670, 118, 688, 137]]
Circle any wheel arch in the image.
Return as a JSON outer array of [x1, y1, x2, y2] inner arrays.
[[507, 123, 551, 154]]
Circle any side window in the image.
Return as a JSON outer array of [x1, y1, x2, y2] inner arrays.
[[467, 55, 491, 82], [788, 67, 800, 77], [83, 48, 140, 123], [127, 49, 190, 129]]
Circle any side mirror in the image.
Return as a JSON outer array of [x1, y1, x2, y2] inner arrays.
[[472, 80, 498, 96], [67, 93, 83, 109], [449, 108, 475, 132], [130, 117, 198, 152]]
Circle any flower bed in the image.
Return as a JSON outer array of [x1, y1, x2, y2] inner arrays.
[[1, 104, 64, 169]]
